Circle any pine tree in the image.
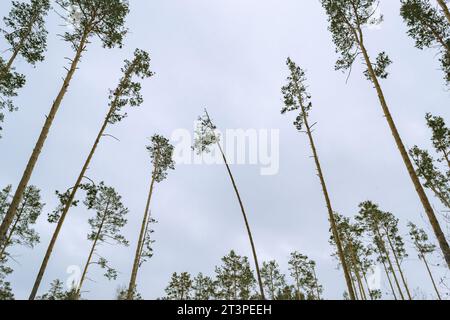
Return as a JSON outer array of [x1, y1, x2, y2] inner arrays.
[[400, 0, 450, 85], [356, 201, 408, 300], [215, 250, 256, 300], [76, 182, 129, 298], [410, 113, 450, 209], [408, 222, 442, 299], [29, 48, 151, 300], [0, 263, 13, 300], [261, 260, 287, 300], [1, 0, 130, 265], [192, 273, 216, 300], [0, 0, 51, 136], [165, 272, 193, 300], [0, 184, 43, 259], [193, 110, 265, 300], [127, 135, 175, 300], [380, 212, 412, 300], [288, 252, 323, 300], [37, 279, 78, 300], [321, 0, 450, 269], [281, 58, 355, 299]]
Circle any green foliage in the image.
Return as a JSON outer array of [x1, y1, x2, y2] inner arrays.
[[321, 0, 383, 73], [37, 279, 78, 300], [192, 273, 216, 300], [116, 286, 142, 300], [261, 260, 287, 300], [410, 113, 450, 209], [215, 250, 256, 300], [0, 184, 43, 254], [0, 58, 25, 137], [288, 252, 322, 300], [83, 182, 129, 281], [408, 222, 436, 256], [425, 113, 450, 162], [400, 0, 450, 84], [0, 262, 14, 300], [164, 272, 193, 300], [48, 187, 82, 223], [56, 0, 129, 50], [147, 135, 175, 183], [2, 0, 51, 65], [281, 58, 312, 131], [364, 52, 392, 80], [108, 49, 154, 124], [139, 214, 157, 267]]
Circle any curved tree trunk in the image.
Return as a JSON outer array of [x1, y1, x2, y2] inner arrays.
[[216, 141, 266, 300], [437, 0, 450, 24], [1, 29, 90, 253]]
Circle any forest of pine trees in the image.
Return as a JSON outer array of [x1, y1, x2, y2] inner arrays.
[[0, 0, 449, 301]]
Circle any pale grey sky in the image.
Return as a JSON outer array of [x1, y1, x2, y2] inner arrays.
[[0, 0, 449, 300]]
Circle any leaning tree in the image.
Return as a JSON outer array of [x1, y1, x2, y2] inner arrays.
[[126, 135, 175, 300], [1, 0, 130, 263], [76, 182, 129, 298], [0, 0, 50, 137], [320, 0, 450, 268], [193, 110, 265, 300], [29, 48, 152, 300], [281, 57, 355, 299], [400, 0, 450, 85]]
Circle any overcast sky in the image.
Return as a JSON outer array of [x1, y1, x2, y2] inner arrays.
[[0, 0, 449, 300]]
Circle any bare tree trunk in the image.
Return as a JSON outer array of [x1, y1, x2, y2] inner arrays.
[[380, 254, 398, 300], [312, 268, 321, 300], [127, 173, 156, 300], [420, 250, 442, 300], [374, 227, 405, 300], [384, 231, 412, 300], [348, 240, 367, 300], [1, 29, 90, 253], [354, 24, 450, 268], [437, 0, 450, 24], [28, 57, 131, 300], [76, 200, 110, 298], [216, 141, 266, 300], [298, 102, 356, 300], [362, 271, 374, 300]]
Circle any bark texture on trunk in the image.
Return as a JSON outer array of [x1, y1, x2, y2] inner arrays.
[[1, 30, 90, 255]]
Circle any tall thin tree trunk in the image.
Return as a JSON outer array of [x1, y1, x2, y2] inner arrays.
[[1, 29, 90, 253], [362, 271, 374, 300], [27, 49, 130, 300], [379, 252, 398, 300], [298, 102, 356, 300], [2, 11, 37, 76], [384, 230, 412, 300], [127, 173, 156, 300], [204, 110, 265, 300], [374, 227, 405, 300], [215, 140, 265, 300], [437, 0, 450, 24], [312, 268, 321, 300], [350, 272, 359, 300], [76, 200, 110, 297], [348, 240, 367, 300], [353, 24, 450, 268], [420, 251, 442, 300]]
